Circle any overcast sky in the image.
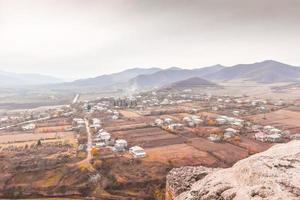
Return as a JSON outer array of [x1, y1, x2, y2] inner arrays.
[[0, 0, 299, 80]]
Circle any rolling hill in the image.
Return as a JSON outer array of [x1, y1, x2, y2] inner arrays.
[[206, 60, 300, 83], [0, 71, 62, 86], [43, 60, 300, 91], [167, 77, 218, 88], [128, 60, 300, 89], [59, 67, 161, 89], [128, 65, 224, 89]]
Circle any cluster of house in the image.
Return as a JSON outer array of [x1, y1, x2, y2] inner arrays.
[[140, 97, 193, 107], [73, 118, 85, 129], [211, 98, 269, 113], [113, 97, 137, 108], [254, 125, 283, 143], [0, 108, 57, 128], [0, 116, 17, 123], [106, 110, 120, 120], [182, 115, 203, 127], [160, 98, 192, 106], [21, 123, 36, 131], [82, 100, 112, 113], [90, 118, 101, 130], [93, 129, 146, 158], [81, 99, 121, 118], [207, 127, 239, 142], [215, 115, 244, 127], [154, 118, 184, 132]]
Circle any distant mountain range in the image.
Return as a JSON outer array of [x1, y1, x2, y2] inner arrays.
[[52, 60, 300, 91], [126, 60, 300, 89], [0, 71, 62, 86], [128, 65, 224, 89], [57, 67, 161, 89], [205, 60, 300, 83], [2, 60, 300, 90]]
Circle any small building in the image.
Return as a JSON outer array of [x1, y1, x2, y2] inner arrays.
[[207, 134, 222, 142], [97, 131, 111, 142], [129, 146, 146, 158], [269, 128, 281, 135], [263, 125, 273, 132], [22, 123, 36, 131], [212, 106, 218, 111], [114, 139, 128, 152], [232, 111, 240, 116], [164, 118, 173, 125], [290, 134, 300, 140], [95, 142, 106, 148], [161, 98, 170, 105], [274, 100, 285, 106], [183, 116, 203, 127], [255, 131, 268, 142], [267, 133, 282, 143], [112, 115, 119, 120], [154, 119, 163, 126], [168, 123, 184, 131], [73, 118, 85, 128], [225, 128, 238, 135], [216, 118, 227, 125], [92, 118, 101, 125], [224, 132, 235, 140]]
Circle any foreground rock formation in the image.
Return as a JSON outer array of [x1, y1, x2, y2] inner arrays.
[[166, 140, 300, 200]]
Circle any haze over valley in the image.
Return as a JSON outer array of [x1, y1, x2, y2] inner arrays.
[[0, 1, 299, 200]]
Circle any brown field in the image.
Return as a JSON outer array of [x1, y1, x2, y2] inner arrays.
[[0, 131, 75, 144], [111, 127, 186, 148], [145, 144, 218, 166], [105, 123, 150, 132], [247, 109, 300, 133], [232, 136, 273, 154], [119, 110, 141, 118], [103, 116, 154, 126], [187, 138, 249, 166], [35, 125, 72, 133], [36, 118, 71, 127]]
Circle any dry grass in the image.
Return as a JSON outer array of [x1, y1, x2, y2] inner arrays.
[[119, 110, 141, 118], [247, 109, 300, 135], [145, 144, 218, 166], [34, 169, 64, 188]]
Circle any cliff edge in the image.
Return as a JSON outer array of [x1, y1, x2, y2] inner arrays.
[[166, 140, 300, 200]]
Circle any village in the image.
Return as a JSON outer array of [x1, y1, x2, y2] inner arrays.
[[0, 87, 300, 199]]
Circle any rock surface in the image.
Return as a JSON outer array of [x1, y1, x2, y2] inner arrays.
[[168, 141, 300, 200], [166, 166, 220, 198]]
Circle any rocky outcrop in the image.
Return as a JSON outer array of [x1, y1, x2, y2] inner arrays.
[[167, 141, 300, 200], [166, 166, 220, 200]]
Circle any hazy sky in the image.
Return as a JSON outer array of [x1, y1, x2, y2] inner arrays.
[[0, 0, 299, 79]]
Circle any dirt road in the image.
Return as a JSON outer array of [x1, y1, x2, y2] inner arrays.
[[85, 118, 92, 161]]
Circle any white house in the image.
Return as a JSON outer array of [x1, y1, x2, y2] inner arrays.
[[267, 133, 282, 143], [225, 128, 238, 134], [164, 118, 173, 125], [216, 118, 227, 125], [112, 115, 119, 120], [97, 131, 111, 142], [232, 111, 240, 116], [208, 134, 222, 142], [129, 146, 146, 158], [161, 98, 170, 105], [114, 139, 128, 151], [168, 123, 184, 131], [154, 119, 163, 126]]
